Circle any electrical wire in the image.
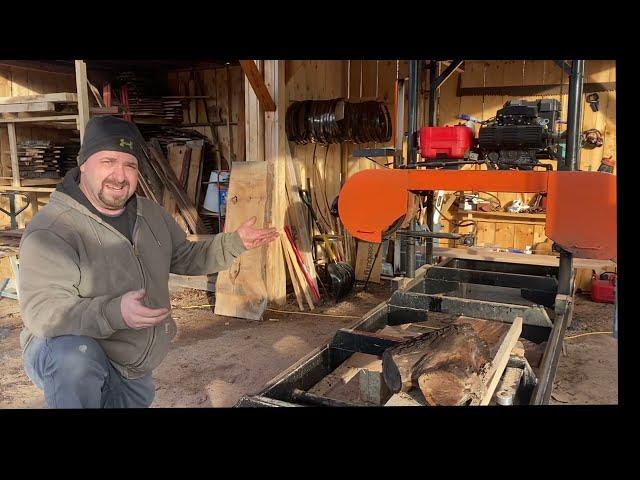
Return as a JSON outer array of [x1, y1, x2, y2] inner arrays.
[[321, 144, 334, 231], [564, 331, 613, 340], [311, 144, 332, 232], [173, 304, 361, 319], [364, 157, 391, 169]]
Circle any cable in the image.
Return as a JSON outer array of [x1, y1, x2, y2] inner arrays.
[[172, 304, 361, 319], [363, 242, 383, 292], [564, 331, 613, 340], [476, 191, 502, 208], [321, 144, 334, 230], [364, 157, 391, 169], [266, 308, 360, 318], [311, 144, 332, 231]]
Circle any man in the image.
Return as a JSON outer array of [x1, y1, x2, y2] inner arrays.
[[18, 116, 278, 408]]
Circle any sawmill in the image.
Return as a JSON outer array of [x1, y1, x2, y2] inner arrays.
[[0, 59, 617, 409]]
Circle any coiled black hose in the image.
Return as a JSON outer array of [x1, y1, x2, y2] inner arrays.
[[286, 98, 392, 144]]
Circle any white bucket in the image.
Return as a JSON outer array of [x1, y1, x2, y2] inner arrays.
[[203, 171, 230, 214]]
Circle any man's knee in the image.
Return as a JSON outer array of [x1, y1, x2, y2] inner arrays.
[[43, 336, 109, 384]]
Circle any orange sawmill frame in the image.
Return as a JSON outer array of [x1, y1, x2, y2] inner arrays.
[[338, 169, 617, 261]]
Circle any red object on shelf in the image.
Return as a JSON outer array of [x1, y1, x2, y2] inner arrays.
[[419, 125, 474, 159], [591, 271, 616, 304]]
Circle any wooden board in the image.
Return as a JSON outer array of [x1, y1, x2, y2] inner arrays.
[[185, 139, 203, 204], [284, 140, 319, 292], [281, 229, 315, 310], [354, 240, 383, 283], [308, 353, 381, 396], [479, 317, 523, 405], [475, 221, 496, 248], [147, 140, 205, 234], [0, 92, 77, 104], [281, 234, 304, 311], [494, 223, 515, 249], [0, 102, 56, 113], [74, 60, 90, 142], [162, 143, 190, 219], [433, 245, 615, 270], [513, 224, 534, 251], [263, 60, 287, 306], [214, 161, 269, 320]]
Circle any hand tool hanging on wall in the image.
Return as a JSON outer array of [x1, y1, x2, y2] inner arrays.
[[586, 93, 600, 112], [581, 129, 604, 149], [597, 156, 615, 173], [300, 190, 355, 301]]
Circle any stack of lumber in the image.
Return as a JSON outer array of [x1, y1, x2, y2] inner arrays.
[[0, 92, 78, 119], [59, 141, 81, 176], [117, 72, 183, 123], [11, 140, 62, 179]]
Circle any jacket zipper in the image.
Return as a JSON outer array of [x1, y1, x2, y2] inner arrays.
[[63, 197, 161, 370], [129, 217, 157, 369]]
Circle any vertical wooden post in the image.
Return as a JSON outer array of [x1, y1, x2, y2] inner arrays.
[[7, 122, 26, 228], [7, 122, 19, 188], [244, 60, 264, 162], [263, 60, 287, 306], [75, 60, 90, 146]]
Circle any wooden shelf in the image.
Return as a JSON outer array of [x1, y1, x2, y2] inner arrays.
[[456, 209, 546, 220], [454, 210, 546, 226], [0, 114, 78, 124], [0, 178, 62, 187], [433, 246, 616, 270]]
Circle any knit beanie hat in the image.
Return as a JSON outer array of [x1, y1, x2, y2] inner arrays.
[[77, 116, 146, 165]]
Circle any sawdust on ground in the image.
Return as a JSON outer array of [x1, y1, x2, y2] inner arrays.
[[0, 284, 617, 408]]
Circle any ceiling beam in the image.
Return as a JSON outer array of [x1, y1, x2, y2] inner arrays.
[[239, 60, 277, 112]]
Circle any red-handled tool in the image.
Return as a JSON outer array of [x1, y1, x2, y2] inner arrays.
[[284, 225, 321, 302]]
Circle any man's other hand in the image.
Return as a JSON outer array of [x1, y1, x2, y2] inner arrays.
[[236, 216, 279, 250], [120, 289, 170, 330]]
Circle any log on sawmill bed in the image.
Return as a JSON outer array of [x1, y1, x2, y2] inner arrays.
[[382, 324, 493, 406]]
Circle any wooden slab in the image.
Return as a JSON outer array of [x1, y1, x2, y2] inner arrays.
[[214, 161, 269, 320]]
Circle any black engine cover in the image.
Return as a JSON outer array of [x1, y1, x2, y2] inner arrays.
[[478, 124, 545, 149], [477, 99, 561, 169]]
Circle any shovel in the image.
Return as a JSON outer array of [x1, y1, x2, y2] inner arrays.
[[300, 190, 355, 301]]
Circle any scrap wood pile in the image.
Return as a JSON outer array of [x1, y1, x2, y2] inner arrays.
[[134, 123, 222, 236], [137, 137, 209, 235]]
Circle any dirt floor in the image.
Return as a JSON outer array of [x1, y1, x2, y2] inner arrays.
[[0, 282, 617, 408]]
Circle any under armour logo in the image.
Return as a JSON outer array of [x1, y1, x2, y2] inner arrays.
[[120, 138, 134, 150]]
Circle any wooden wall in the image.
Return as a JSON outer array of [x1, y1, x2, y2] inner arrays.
[[0, 65, 78, 227], [278, 59, 616, 290], [167, 66, 244, 167], [3, 60, 616, 291], [434, 60, 617, 253]]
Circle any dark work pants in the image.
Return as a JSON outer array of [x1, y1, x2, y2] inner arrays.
[[23, 335, 155, 408]]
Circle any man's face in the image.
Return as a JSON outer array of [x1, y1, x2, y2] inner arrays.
[[79, 150, 139, 212]]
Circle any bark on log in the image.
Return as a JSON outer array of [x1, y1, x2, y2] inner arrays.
[[382, 324, 492, 406]]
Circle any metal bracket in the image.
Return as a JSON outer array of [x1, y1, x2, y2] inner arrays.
[[553, 60, 573, 77]]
